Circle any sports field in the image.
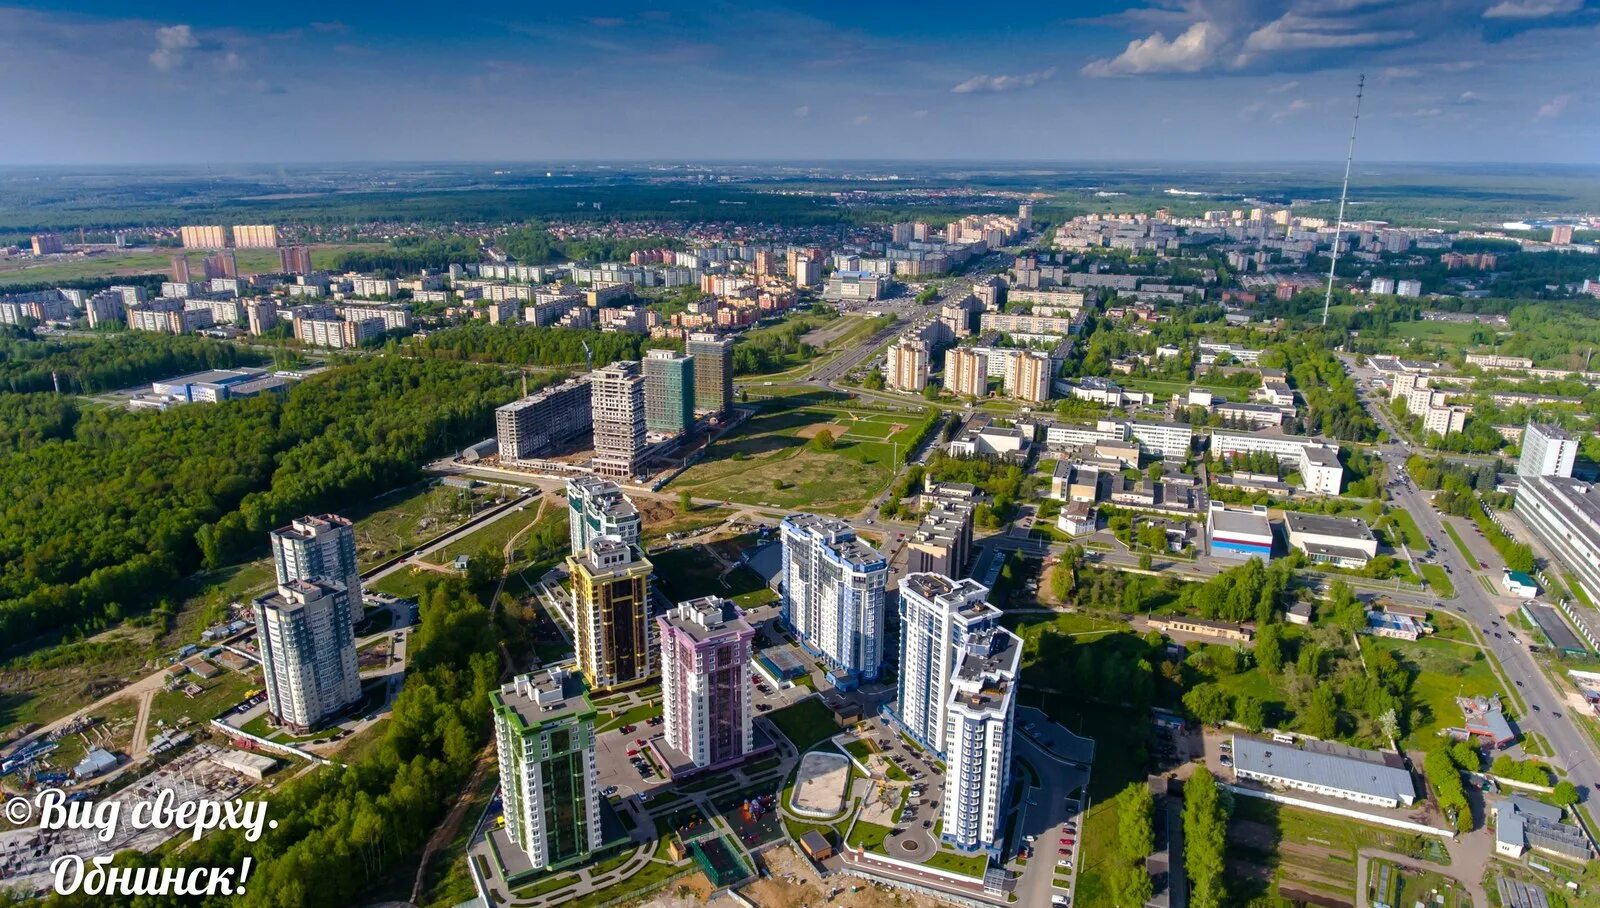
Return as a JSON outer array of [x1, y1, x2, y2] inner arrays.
[[669, 398, 931, 515]]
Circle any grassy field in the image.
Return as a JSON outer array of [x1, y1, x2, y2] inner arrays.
[[0, 244, 378, 288], [667, 398, 930, 515], [766, 697, 840, 752], [650, 539, 774, 609], [1359, 634, 1503, 749], [1389, 508, 1427, 550], [1002, 612, 1129, 653], [1390, 320, 1487, 345], [1441, 521, 1480, 567], [424, 501, 546, 566], [1418, 563, 1457, 598]]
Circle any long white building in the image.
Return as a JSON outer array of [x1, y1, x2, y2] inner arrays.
[[1210, 430, 1343, 495], [889, 574, 1000, 759], [779, 514, 888, 688], [941, 624, 1022, 856], [1519, 422, 1579, 478], [252, 579, 362, 733]]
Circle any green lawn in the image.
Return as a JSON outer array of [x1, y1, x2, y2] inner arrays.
[[1441, 521, 1478, 567], [845, 819, 894, 854], [1417, 563, 1456, 598], [424, 504, 548, 566], [1389, 508, 1427, 550], [1390, 320, 1484, 344], [766, 697, 841, 751], [149, 667, 261, 731], [667, 399, 932, 515], [370, 567, 444, 602], [596, 700, 663, 734], [926, 847, 989, 878], [1359, 635, 1503, 749]]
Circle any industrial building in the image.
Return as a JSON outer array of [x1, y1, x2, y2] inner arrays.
[[1492, 795, 1590, 861], [1514, 476, 1600, 608], [1230, 735, 1416, 808]]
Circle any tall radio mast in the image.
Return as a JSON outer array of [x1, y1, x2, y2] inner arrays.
[[1322, 74, 1365, 328]]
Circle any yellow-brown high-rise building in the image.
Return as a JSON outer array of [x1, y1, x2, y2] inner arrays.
[[179, 225, 227, 249], [886, 339, 929, 392], [1005, 350, 1052, 403], [944, 347, 988, 399], [567, 538, 654, 692], [233, 225, 280, 248]]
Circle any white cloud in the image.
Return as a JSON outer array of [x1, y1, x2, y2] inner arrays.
[[1083, 21, 1223, 76], [149, 24, 198, 72], [910, 109, 929, 119], [1267, 80, 1299, 94], [951, 67, 1057, 93], [1535, 93, 1573, 119], [1270, 98, 1311, 120], [852, 114, 871, 125], [792, 104, 810, 118], [1457, 90, 1482, 105], [1484, 0, 1582, 18]]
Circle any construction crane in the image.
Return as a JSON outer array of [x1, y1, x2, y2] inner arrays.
[[582, 339, 593, 371]]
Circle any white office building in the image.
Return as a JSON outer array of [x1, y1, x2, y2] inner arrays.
[[940, 625, 1022, 856], [1518, 422, 1579, 479], [889, 574, 1000, 758], [252, 579, 362, 733], [779, 514, 888, 687]]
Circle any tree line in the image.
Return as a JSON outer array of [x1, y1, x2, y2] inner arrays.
[[0, 333, 260, 394], [406, 323, 655, 368], [0, 357, 517, 648]]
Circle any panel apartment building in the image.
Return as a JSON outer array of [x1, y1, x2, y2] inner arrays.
[[492, 668, 603, 872], [658, 597, 755, 771], [779, 514, 888, 688], [568, 538, 654, 692], [495, 377, 593, 462]]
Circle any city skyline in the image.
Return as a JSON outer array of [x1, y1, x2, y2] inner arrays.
[[2, 1, 1596, 165]]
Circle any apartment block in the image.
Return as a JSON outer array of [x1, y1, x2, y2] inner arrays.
[[658, 597, 755, 770], [270, 514, 360, 629], [180, 225, 227, 249], [252, 579, 361, 733], [566, 476, 642, 555], [685, 333, 733, 416], [944, 347, 989, 398], [886, 338, 930, 392], [890, 574, 1000, 758], [492, 669, 602, 872], [590, 361, 647, 479], [1004, 350, 1051, 403], [1519, 422, 1579, 479], [495, 377, 593, 461], [232, 225, 280, 248], [644, 349, 696, 435], [568, 538, 654, 692], [940, 624, 1021, 856], [779, 514, 888, 688]]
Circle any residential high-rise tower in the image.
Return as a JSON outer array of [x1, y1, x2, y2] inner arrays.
[[253, 579, 362, 733], [889, 574, 1000, 758], [566, 476, 642, 555], [270, 514, 361, 629], [685, 333, 733, 416], [590, 361, 646, 479], [940, 624, 1021, 856], [644, 349, 696, 435], [568, 538, 654, 692], [658, 597, 755, 770], [778, 514, 887, 687], [492, 668, 602, 871]]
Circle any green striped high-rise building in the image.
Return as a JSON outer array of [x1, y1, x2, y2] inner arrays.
[[644, 348, 695, 435], [492, 667, 601, 871]]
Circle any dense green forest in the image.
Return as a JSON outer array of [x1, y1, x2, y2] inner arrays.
[[498, 225, 682, 264], [0, 333, 260, 394], [329, 236, 481, 275], [406, 323, 663, 366], [0, 357, 517, 649], [46, 577, 500, 908]]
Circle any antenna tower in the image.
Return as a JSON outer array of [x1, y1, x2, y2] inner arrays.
[[1322, 74, 1365, 327]]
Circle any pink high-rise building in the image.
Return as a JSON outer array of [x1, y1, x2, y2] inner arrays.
[[657, 597, 755, 770]]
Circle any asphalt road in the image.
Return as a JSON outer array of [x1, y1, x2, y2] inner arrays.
[[1346, 359, 1600, 827]]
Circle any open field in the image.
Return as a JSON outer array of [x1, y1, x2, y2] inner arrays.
[[667, 397, 931, 515], [766, 697, 840, 752], [1227, 797, 1448, 906], [1418, 563, 1456, 598], [1389, 320, 1491, 345], [0, 244, 379, 287], [1358, 634, 1503, 749]]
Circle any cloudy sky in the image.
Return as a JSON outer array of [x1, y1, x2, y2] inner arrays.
[[2, 0, 1596, 164]]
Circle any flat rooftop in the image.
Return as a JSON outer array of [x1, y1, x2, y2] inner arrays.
[[492, 667, 594, 729], [157, 367, 267, 387], [1529, 422, 1577, 440], [1209, 506, 1270, 536], [1284, 511, 1376, 542], [1231, 735, 1414, 804]]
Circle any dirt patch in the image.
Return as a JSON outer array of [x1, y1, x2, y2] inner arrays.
[[738, 845, 947, 908], [793, 422, 838, 440], [888, 424, 908, 435]]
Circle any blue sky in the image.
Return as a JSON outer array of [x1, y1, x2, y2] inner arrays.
[[2, 1, 1596, 164]]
